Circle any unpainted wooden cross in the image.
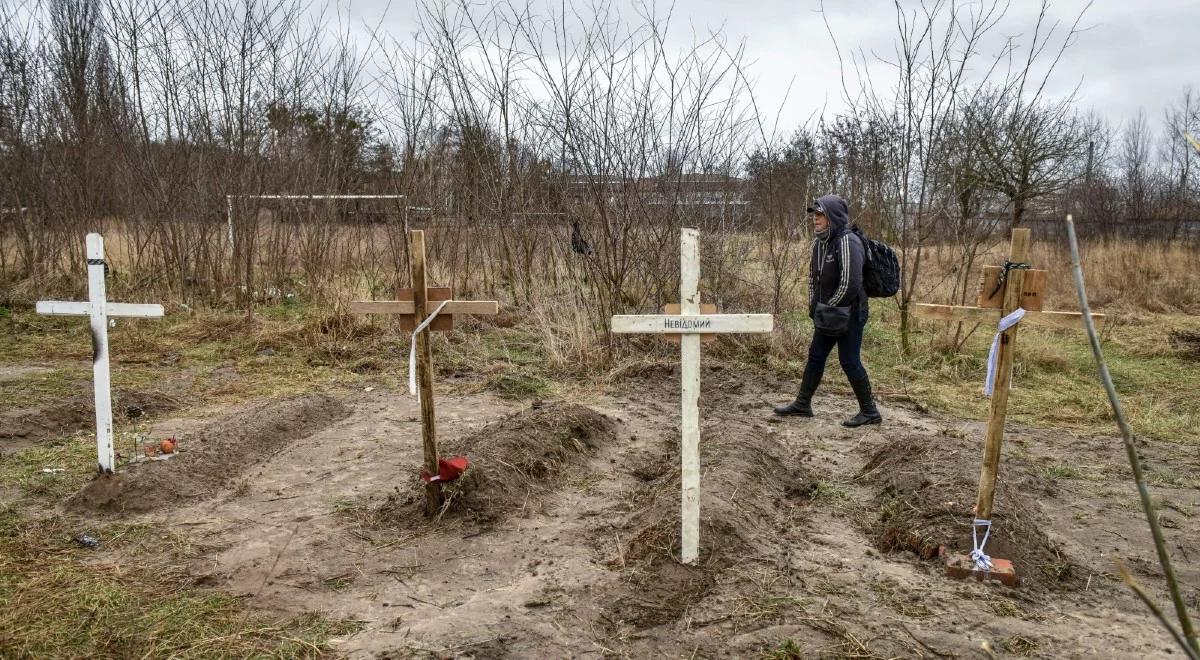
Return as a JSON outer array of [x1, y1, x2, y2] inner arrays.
[[36, 233, 165, 474], [913, 228, 1105, 581], [351, 230, 499, 516], [611, 228, 774, 565]]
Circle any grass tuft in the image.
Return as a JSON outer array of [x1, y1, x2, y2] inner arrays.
[[0, 505, 361, 658], [761, 639, 805, 659]]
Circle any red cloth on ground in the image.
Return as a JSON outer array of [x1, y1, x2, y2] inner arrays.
[[420, 455, 470, 483]]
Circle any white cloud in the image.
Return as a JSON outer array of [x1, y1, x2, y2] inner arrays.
[[344, 0, 1200, 135]]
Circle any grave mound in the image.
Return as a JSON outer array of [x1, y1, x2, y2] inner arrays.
[[2, 389, 183, 445], [601, 430, 815, 629], [69, 394, 350, 514], [858, 434, 1082, 591], [1169, 329, 1200, 361], [378, 402, 619, 523]]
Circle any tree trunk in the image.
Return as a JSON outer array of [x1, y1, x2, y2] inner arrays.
[[1011, 197, 1027, 231]]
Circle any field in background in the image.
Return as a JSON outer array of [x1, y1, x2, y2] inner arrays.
[[5, 223, 1200, 438], [2, 227, 1199, 657], [8, 221, 1200, 309]]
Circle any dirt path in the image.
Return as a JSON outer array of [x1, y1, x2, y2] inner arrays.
[[59, 372, 1200, 659]]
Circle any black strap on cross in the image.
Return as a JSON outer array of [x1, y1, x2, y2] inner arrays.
[[87, 258, 110, 277], [990, 260, 1031, 299]]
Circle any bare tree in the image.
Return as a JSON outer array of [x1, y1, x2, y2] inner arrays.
[[827, 0, 1010, 353], [1162, 89, 1199, 239], [1119, 110, 1155, 224], [968, 1, 1092, 231]]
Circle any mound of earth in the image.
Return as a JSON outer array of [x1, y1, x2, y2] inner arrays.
[[1, 389, 183, 445], [378, 401, 619, 524], [857, 434, 1080, 591], [601, 429, 816, 629], [1169, 329, 1200, 360], [69, 394, 349, 514]]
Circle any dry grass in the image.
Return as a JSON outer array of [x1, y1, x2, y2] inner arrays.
[[2, 232, 1198, 658], [5, 245, 1200, 445], [914, 239, 1200, 315], [0, 505, 362, 658]]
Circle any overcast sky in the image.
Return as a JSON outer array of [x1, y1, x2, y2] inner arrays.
[[344, 0, 1198, 138]]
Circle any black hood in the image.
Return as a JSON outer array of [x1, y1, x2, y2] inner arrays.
[[811, 194, 850, 237]]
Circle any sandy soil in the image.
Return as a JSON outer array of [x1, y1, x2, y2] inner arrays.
[[43, 370, 1200, 658], [0, 365, 56, 383], [1, 377, 185, 453]]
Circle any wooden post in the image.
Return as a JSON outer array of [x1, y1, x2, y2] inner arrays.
[[410, 230, 442, 516], [909, 227, 1104, 582], [975, 228, 1030, 520], [87, 234, 116, 474], [678, 228, 702, 565]]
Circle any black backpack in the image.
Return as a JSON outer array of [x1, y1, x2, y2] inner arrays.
[[850, 225, 900, 298]]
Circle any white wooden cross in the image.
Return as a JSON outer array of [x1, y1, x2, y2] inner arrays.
[[36, 233, 164, 474], [611, 228, 773, 564]]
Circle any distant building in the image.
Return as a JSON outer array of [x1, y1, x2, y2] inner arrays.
[[561, 173, 750, 224]]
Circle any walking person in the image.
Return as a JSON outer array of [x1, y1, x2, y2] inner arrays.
[[774, 194, 882, 427]]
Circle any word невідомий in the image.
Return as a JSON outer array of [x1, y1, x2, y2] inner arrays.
[[662, 318, 712, 330]]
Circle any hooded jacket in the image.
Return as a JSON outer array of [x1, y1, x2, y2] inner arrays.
[[808, 194, 866, 314]]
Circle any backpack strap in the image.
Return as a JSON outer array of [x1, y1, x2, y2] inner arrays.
[[849, 225, 871, 262]]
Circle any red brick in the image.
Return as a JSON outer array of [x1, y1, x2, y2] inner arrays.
[[944, 554, 1020, 587]]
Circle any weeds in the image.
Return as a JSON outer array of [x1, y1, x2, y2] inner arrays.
[[1044, 465, 1085, 480], [730, 567, 807, 628], [488, 371, 552, 399], [322, 573, 355, 592], [0, 433, 99, 502], [987, 597, 1025, 619], [1146, 471, 1192, 488], [0, 366, 90, 409], [0, 505, 361, 658], [806, 480, 850, 503], [1001, 634, 1041, 656], [761, 639, 805, 659], [870, 581, 932, 618], [234, 477, 252, 497]]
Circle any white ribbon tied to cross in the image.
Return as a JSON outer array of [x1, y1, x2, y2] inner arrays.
[[984, 308, 1026, 397], [408, 299, 450, 400], [970, 518, 994, 570]]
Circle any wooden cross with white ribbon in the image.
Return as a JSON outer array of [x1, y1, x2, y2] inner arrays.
[[913, 228, 1104, 580], [36, 234, 164, 474], [612, 228, 773, 564], [351, 230, 499, 516]]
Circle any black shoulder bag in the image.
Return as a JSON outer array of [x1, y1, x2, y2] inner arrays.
[[813, 301, 851, 337]]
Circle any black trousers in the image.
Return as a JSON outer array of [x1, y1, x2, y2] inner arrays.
[[803, 306, 869, 385]]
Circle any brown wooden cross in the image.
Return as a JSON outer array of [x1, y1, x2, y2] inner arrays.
[[351, 230, 499, 516], [913, 228, 1104, 584]]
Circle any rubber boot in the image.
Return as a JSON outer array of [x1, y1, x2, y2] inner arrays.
[[774, 371, 820, 417], [843, 378, 882, 427]]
